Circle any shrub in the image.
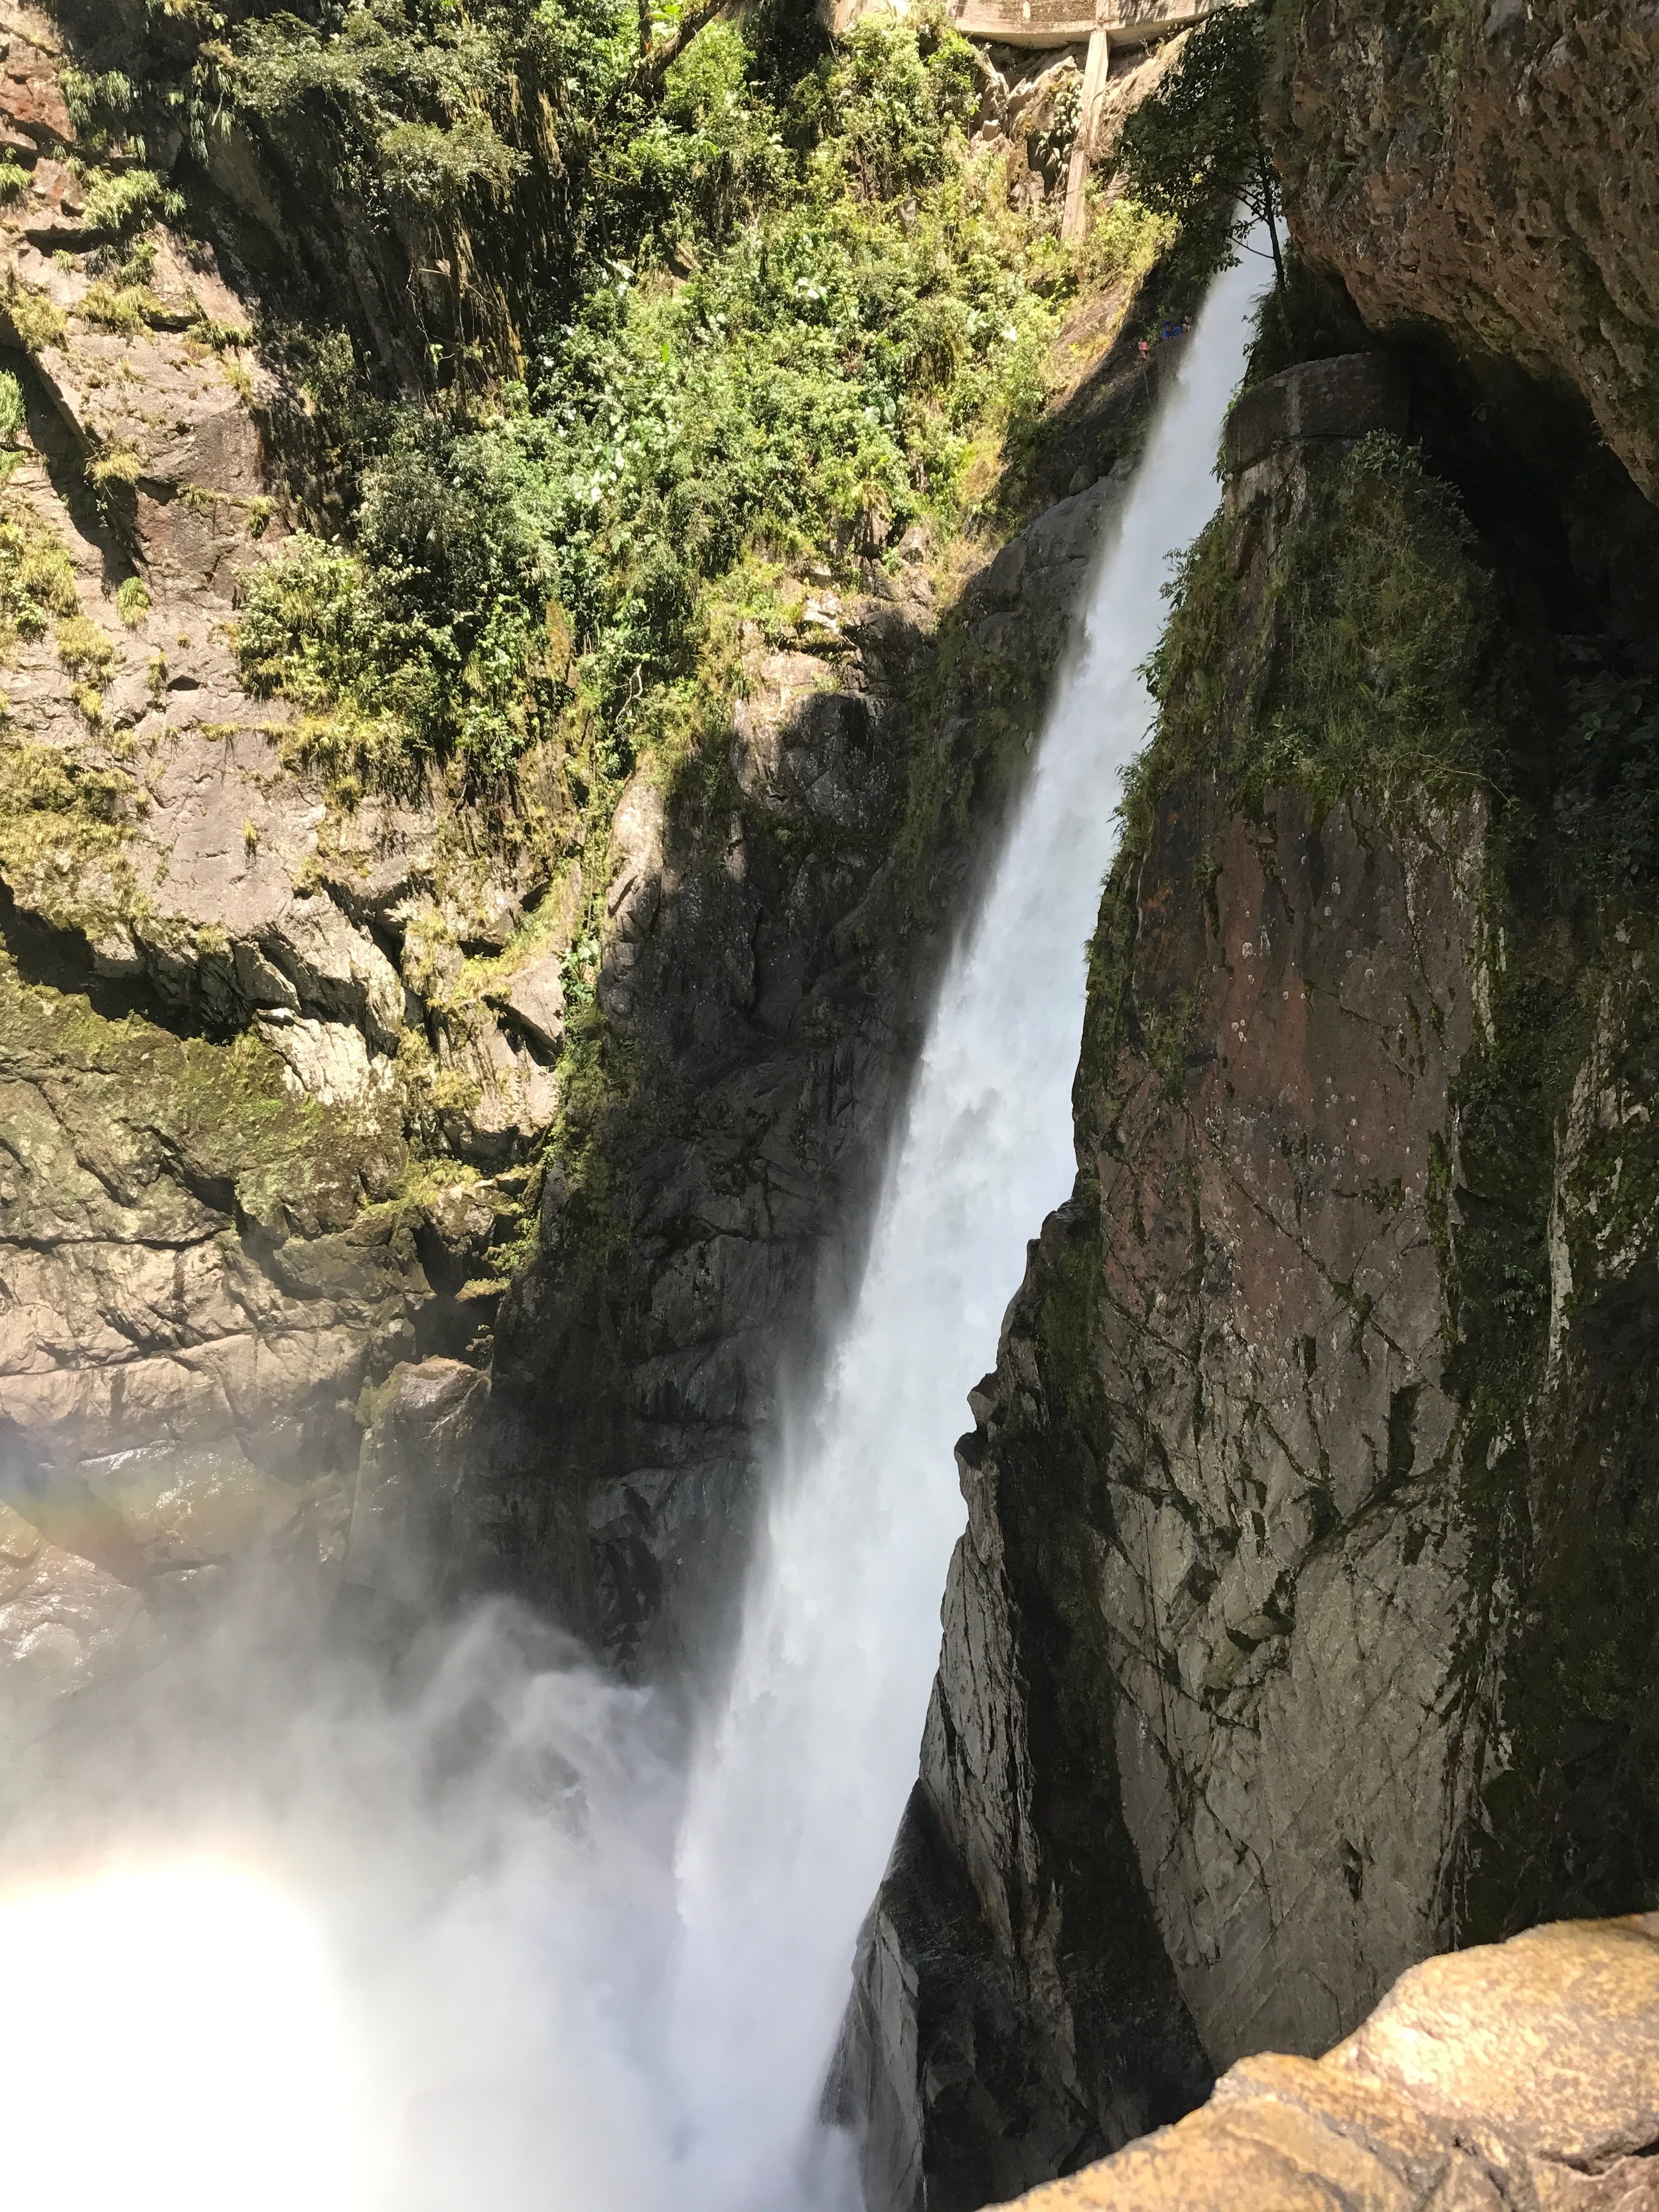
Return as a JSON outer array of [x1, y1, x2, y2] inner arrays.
[[82, 283, 169, 334], [61, 67, 135, 137], [378, 115, 525, 210], [81, 168, 168, 239], [56, 615, 117, 681], [87, 445, 142, 490], [0, 508, 79, 641], [237, 536, 368, 709], [116, 577, 152, 628], [221, 4, 1165, 793], [3, 277, 66, 353]]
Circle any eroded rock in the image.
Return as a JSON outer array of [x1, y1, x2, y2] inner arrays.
[[1001, 1919, 1659, 2212]]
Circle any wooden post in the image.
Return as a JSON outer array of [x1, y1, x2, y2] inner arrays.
[[1061, 17, 1110, 244]]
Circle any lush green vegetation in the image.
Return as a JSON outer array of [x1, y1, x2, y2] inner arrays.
[[1127, 433, 1513, 832], [38, 0, 1161, 791], [1116, 1, 1283, 292], [213, 5, 1155, 784]]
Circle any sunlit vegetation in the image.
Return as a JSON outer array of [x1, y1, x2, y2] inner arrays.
[[1129, 432, 1514, 828], [151, 1, 1162, 784]]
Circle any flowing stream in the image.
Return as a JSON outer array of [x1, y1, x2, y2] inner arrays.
[[0, 246, 1264, 2212]]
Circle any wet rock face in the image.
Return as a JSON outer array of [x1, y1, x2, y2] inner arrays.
[[482, 483, 1131, 1672], [849, 346, 1659, 2200], [844, 774, 1489, 2208], [1003, 1915, 1659, 2212], [1273, 1, 1659, 500]]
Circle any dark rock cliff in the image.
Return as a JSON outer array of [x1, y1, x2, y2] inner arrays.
[[470, 477, 1143, 1674], [845, 30, 1659, 2179], [0, 0, 1171, 1708], [1272, 0, 1659, 502]]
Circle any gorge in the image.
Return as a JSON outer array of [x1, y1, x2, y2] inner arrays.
[[0, 1, 1657, 2209]]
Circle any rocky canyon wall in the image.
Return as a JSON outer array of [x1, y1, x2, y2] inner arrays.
[[845, 7, 1659, 2187], [0, 0, 1175, 1710]]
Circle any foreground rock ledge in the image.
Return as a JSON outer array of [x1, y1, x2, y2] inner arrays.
[[1000, 1917, 1659, 2212]]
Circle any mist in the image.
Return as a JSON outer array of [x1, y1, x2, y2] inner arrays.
[[0, 242, 1266, 2212]]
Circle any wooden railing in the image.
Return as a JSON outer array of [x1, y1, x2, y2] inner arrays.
[[819, 0, 1234, 47], [816, 0, 1244, 243]]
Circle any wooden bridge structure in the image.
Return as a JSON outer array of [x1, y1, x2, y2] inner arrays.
[[818, 0, 1240, 239]]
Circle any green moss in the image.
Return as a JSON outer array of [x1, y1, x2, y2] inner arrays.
[[1131, 433, 1514, 835], [56, 614, 117, 679], [0, 954, 404, 1237], [1036, 1195, 1105, 1427], [115, 577, 152, 628], [0, 504, 80, 645], [81, 281, 171, 334], [0, 369, 23, 447], [0, 737, 141, 935], [1, 275, 66, 354]]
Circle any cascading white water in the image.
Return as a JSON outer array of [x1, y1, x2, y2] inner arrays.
[[660, 240, 1271, 2212], [0, 246, 1265, 2212]]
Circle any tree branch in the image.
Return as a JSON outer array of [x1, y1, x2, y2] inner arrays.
[[634, 0, 731, 88]]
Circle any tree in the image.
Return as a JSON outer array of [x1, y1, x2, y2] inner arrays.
[[1114, 4, 1284, 292]]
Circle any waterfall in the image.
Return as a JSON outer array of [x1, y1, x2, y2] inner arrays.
[[661, 240, 1271, 2212], [0, 247, 1266, 2212]]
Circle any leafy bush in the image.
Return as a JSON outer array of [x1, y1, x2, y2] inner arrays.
[[238, 10, 1129, 781], [81, 168, 169, 238], [60, 66, 135, 140], [240, 430, 566, 773], [377, 115, 526, 209], [0, 507, 79, 642]]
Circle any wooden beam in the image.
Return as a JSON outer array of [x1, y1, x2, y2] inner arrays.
[[1060, 21, 1110, 244]]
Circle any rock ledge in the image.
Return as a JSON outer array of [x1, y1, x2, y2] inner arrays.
[[1002, 1917, 1659, 2212]]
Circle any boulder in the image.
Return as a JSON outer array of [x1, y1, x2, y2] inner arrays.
[[1003, 1919, 1659, 2212], [1224, 352, 1411, 476], [497, 952, 565, 1052]]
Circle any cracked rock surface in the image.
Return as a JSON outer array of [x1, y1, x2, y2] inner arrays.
[[845, 359, 1659, 2200]]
